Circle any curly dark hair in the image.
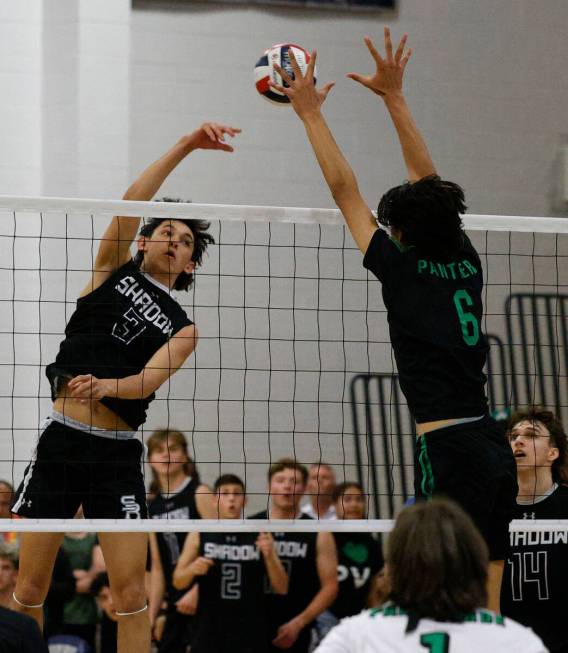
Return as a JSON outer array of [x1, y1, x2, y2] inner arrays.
[[132, 198, 214, 291], [507, 406, 568, 484], [377, 175, 467, 260]]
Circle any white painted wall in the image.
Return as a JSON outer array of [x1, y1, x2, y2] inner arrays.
[[1, 0, 568, 517]]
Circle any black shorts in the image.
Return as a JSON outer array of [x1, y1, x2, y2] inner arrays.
[[414, 416, 517, 560], [12, 417, 148, 519]]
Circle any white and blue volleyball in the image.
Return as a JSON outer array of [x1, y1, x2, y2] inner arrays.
[[254, 43, 316, 105]]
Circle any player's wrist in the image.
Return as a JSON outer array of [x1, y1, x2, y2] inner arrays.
[[382, 90, 406, 107]]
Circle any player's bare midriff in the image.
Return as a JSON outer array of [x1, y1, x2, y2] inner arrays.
[[53, 381, 133, 431]]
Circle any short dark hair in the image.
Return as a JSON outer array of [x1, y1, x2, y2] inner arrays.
[[214, 474, 245, 492], [332, 481, 364, 502], [268, 458, 308, 484], [386, 498, 487, 628], [132, 198, 214, 291], [508, 406, 568, 483], [377, 175, 467, 260], [90, 572, 110, 597]]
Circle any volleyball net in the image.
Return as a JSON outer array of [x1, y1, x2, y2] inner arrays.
[[1, 195, 568, 533]]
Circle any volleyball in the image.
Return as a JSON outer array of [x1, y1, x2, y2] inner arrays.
[[254, 43, 316, 104]]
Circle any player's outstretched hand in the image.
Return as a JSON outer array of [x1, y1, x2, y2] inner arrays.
[[187, 122, 242, 152], [270, 50, 335, 121], [347, 27, 412, 97], [190, 556, 215, 576], [272, 616, 304, 649], [175, 589, 198, 615], [256, 532, 276, 557]]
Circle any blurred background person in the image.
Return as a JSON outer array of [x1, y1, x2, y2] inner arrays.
[[59, 513, 105, 650], [313, 482, 384, 645], [147, 429, 214, 652], [0, 480, 18, 545], [250, 459, 338, 653], [0, 541, 18, 608], [0, 604, 48, 652], [90, 572, 118, 653], [502, 407, 568, 653], [173, 473, 288, 653], [301, 464, 337, 520]]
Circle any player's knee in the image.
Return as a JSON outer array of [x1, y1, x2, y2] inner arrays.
[[14, 578, 48, 607], [111, 582, 146, 614]]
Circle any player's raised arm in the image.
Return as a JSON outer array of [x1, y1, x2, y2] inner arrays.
[[272, 52, 377, 255], [82, 122, 241, 297], [348, 28, 435, 182]]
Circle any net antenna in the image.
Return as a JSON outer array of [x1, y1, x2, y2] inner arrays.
[[1, 195, 568, 533]]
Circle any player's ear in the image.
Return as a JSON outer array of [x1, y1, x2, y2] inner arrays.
[[548, 446, 560, 463], [137, 235, 147, 253], [184, 260, 196, 274]]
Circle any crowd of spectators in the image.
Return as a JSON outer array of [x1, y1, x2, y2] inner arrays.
[[1, 409, 567, 652]]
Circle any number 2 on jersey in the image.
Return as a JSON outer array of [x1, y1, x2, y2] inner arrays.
[[453, 289, 480, 346], [420, 632, 450, 653]]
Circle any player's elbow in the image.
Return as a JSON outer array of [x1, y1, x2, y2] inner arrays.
[[172, 571, 187, 591]]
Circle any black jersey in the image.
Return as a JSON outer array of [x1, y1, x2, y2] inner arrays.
[[363, 228, 488, 422], [46, 260, 192, 430], [148, 476, 201, 602], [251, 511, 320, 653], [501, 484, 568, 653], [330, 532, 383, 620], [191, 532, 268, 653]]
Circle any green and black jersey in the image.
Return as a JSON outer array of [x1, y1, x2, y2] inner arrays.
[[363, 228, 488, 422]]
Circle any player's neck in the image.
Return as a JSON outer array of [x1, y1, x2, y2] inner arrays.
[[269, 505, 301, 520], [517, 469, 555, 503], [139, 264, 176, 291], [310, 496, 332, 518], [159, 471, 189, 495]]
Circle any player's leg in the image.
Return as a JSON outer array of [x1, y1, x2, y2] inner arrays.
[[93, 437, 150, 653], [11, 532, 65, 630], [98, 532, 151, 653]]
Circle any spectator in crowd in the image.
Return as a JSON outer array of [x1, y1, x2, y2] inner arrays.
[[173, 474, 288, 653], [91, 572, 118, 653], [0, 480, 18, 545], [0, 541, 18, 608], [250, 458, 338, 653], [147, 428, 214, 652], [314, 482, 384, 644], [301, 464, 337, 520], [60, 521, 105, 650], [0, 604, 48, 653], [314, 499, 546, 653], [43, 547, 76, 641], [501, 407, 568, 652]]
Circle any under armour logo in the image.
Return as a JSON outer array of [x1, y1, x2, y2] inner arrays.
[[26, 500, 32, 508], [523, 512, 535, 519]]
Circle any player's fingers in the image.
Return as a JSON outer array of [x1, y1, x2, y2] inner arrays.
[[306, 49, 317, 80], [394, 33, 408, 64], [268, 80, 292, 97], [287, 48, 303, 80], [203, 124, 216, 142], [401, 47, 412, 72], [364, 36, 384, 66], [346, 72, 371, 88], [273, 62, 293, 86], [211, 124, 226, 141], [384, 26, 393, 61], [320, 81, 335, 99]]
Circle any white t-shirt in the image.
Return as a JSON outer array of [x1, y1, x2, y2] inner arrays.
[[314, 605, 548, 653]]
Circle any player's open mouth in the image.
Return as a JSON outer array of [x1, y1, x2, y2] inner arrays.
[[514, 451, 526, 458]]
